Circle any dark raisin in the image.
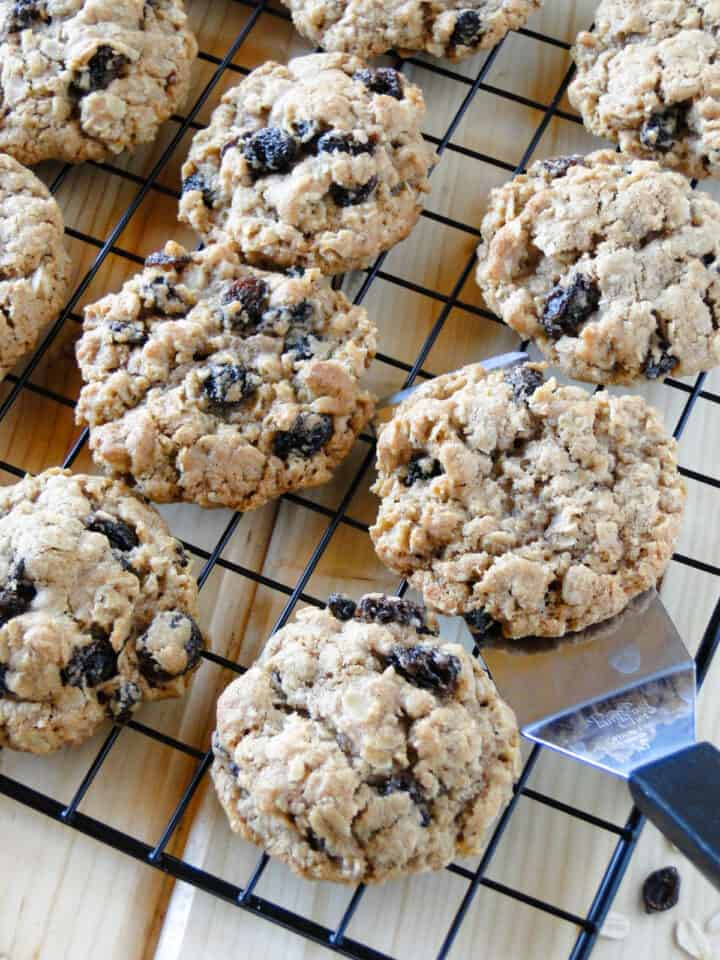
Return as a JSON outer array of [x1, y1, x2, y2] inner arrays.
[[0, 561, 36, 624], [306, 829, 327, 853], [538, 155, 586, 179], [136, 612, 203, 686], [61, 633, 118, 688], [642, 866, 680, 913], [145, 250, 191, 269], [327, 593, 357, 621], [353, 68, 404, 100], [203, 364, 259, 406], [356, 595, 429, 631], [316, 131, 374, 156], [283, 330, 314, 360], [329, 176, 378, 208], [702, 252, 716, 267], [292, 120, 318, 143], [181, 172, 214, 209], [108, 320, 147, 346], [75, 45, 129, 93], [5, 0, 45, 32], [464, 608, 500, 639], [640, 104, 686, 152], [0, 663, 11, 698], [243, 127, 299, 175], [99, 681, 141, 722], [642, 340, 677, 379], [272, 413, 333, 459], [541, 275, 601, 338], [402, 453, 443, 487], [221, 276, 269, 330], [377, 771, 431, 827], [86, 515, 139, 552], [286, 266, 306, 278], [450, 9, 484, 47], [386, 645, 460, 694], [504, 363, 545, 403]]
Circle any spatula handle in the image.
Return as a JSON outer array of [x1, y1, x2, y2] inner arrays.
[[630, 742, 720, 890]]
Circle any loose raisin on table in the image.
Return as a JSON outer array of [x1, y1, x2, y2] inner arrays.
[[642, 866, 680, 913], [386, 645, 461, 694], [353, 68, 404, 100], [327, 593, 357, 621], [203, 364, 259, 406], [0, 561, 36, 624], [541, 275, 600, 338], [356, 595, 428, 630], [181, 172, 214, 209], [272, 413, 333, 459], [640, 104, 686, 152], [316, 132, 374, 156], [504, 363, 544, 403], [62, 632, 118, 688], [243, 127, 299, 175], [329, 176, 378, 208], [450, 10, 484, 47], [221, 276, 269, 331], [402, 453, 443, 487], [642, 339, 677, 379], [377, 771, 431, 827]]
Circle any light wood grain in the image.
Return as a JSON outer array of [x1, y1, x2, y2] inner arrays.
[[1, 0, 719, 958]]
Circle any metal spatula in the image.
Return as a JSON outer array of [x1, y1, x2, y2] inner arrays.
[[471, 589, 720, 888], [379, 352, 720, 888]]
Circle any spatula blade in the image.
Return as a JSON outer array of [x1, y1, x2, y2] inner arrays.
[[476, 590, 696, 779]]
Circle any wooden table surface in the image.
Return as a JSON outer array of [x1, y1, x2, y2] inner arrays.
[[1, 1, 719, 958]]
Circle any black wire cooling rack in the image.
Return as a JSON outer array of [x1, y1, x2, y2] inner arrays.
[[1, 2, 720, 958]]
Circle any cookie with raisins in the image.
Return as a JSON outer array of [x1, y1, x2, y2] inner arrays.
[[211, 593, 519, 882]]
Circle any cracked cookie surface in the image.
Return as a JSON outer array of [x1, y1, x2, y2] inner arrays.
[[0, 153, 69, 379], [0, 468, 202, 753], [178, 53, 435, 274], [370, 362, 686, 639], [212, 593, 520, 883], [569, 0, 720, 179], [0, 0, 197, 164], [281, 0, 540, 62], [476, 151, 720, 384], [76, 241, 377, 510]]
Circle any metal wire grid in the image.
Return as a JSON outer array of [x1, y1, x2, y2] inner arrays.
[[0, 2, 718, 957]]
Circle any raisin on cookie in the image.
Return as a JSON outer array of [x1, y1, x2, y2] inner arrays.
[[178, 53, 435, 274], [0, 0, 197, 164], [211, 594, 520, 883], [76, 241, 377, 510], [476, 151, 720, 384], [370, 362, 686, 639], [0, 469, 202, 753], [280, 0, 540, 62], [0, 154, 69, 380], [569, 0, 720, 180]]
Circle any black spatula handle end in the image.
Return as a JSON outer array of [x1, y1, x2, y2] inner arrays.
[[630, 742, 720, 890]]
